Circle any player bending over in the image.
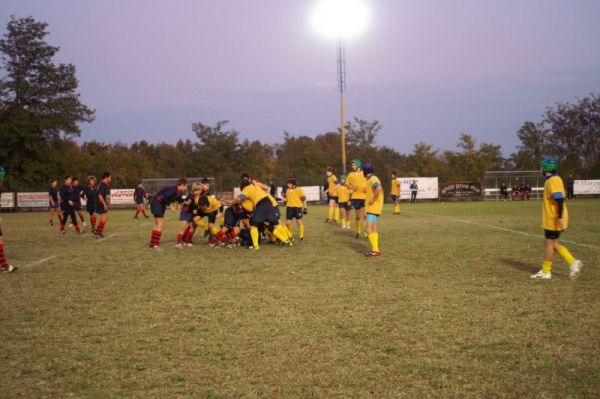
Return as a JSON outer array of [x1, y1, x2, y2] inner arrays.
[[149, 178, 188, 249], [530, 156, 583, 280]]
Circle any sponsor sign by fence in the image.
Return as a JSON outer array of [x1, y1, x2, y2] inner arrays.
[[441, 182, 482, 199], [1, 193, 15, 209], [108, 189, 135, 205], [399, 177, 439, 200], [17, 192, 49, 208], [574, 180, 600, 195]]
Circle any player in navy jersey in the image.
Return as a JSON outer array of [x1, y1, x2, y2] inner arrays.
[[48, 179, 63, 226], [82, 176, 98, 233], [94, 172, 112, 238], [149, 178, 188, 249], [59, 175, 82, 234], [0, 178, 16, 272], [133, 182, 149, 219], [72, 177, 87, 228], [176, 183, 202, 248]]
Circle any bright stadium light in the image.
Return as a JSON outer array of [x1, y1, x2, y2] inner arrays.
[[311, 0, 369, 39], [311, 0, 369, 173]]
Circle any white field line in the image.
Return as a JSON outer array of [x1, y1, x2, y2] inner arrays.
[[409, 210, 600, 251], [23, 255, 57, 269]]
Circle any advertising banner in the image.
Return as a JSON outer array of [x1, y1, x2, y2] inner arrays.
[[574, 180, 600, 195], [440, 182, 482, 199], [399, 177, 439, 200], [17, 192, 49, 208], [108, 189, 135, 205], [1, 193, 15, 209]]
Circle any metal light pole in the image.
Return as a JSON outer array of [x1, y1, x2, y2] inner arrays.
[[337, 37, 347, 174]]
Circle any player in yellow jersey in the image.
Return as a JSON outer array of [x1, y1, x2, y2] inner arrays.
[[346, 159, 368, 238], [390, 171, 401, 215], [363, 163, 383, 257], [284, 177, 308, 240], [337, 175, 352, 229], [234, 176, 292, 249], [530, 156, 582, 280], [325, 167, 340, 223], [197, 194, 222, 238]]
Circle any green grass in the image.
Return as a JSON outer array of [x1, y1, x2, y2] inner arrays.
[[1, 200, 599, 398]]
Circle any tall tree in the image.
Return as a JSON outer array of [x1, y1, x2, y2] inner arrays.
[[0, 16, 94, 189]]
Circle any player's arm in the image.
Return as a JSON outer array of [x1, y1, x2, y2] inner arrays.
[[369, 184, 382, 205]]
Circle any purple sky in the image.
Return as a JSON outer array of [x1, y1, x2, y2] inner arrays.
[[1, 0, 599, 155]]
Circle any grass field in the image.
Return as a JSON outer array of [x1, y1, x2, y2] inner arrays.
[[1, 200, 599, 398]]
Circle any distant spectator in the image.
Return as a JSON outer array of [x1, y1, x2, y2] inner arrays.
[[500, 182, 509, 201], [519, 183, 527, 201], [410, 180, 418, 204], [524, 183, 532, 200], [566, 174, 575, 199], [511, 183, 519, 201], [269, 181, 277, 198]]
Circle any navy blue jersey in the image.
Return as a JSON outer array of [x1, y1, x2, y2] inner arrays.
[[60, 185, 74, 204], [154, 186, 184, 206], [98, 182, 111, 204], [134, 187, 146, 202], [48, 187, 59, 202], [72, 185, 84, 203]]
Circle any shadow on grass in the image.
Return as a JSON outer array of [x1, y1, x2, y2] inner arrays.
[[326, 228, 370, 255], [499, 258, 538, 275]]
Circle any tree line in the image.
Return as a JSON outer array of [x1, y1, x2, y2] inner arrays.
[[1, 16, 598, 192]]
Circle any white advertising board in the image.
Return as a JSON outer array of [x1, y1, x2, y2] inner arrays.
[[399, 177, 439, 200], [574, 180, 600, 195], [109, 189, 135, 205], [1, 193, 15, 209], [17, 192, 49, 208]]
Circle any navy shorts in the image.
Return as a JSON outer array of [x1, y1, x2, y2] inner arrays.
[[224, 208, 240, 228], [286, 207, 303, 220], [329, 196, 339, 204], [179, 210, 193, 222], [351, 199, 365, 210], [391, 195, 398, 202], [74, 202, 82, 211], [200, 210, 218, 224], [251, 198, 279, 227], [95, 203, 108, 214], [150, 199, 166, 217], [338, 201, 351, 211], [87, 204, 96, 215], [544, 229, 561, 239]]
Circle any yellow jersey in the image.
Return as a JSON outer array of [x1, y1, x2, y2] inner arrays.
[[542, 175, 568, 231], [327, 175, 339, 196], [390, 179, 400, 196], [242, 199, 253, 213], [338, 185, 351, 203], [285, 187, 306, 208], [347, 170, 367, 200], [202, 195, 221, 213], [240, 183, 268, 206], [366, 175, 384, 215]]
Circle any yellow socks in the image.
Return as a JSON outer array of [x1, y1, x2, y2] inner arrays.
[[212, 226, 220, 235], [368, 232, 379, 252], [556, 245, 576, 266], [394, 203, 401, 214], [542, 260, 552, 274], [328, 206, 334, 221], [250, 227, 259, 248], [346, 219, 351, 228], [273, 225, 290, 243], [265, 230, 277, 243], [356, 220, 361, 234], [334, 207, 340, 223], [286, 225, 293, 237], [299, 225, 304, 239]]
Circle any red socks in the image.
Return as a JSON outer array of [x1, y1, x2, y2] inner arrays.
[[90, 215, 97, 230], [150, 229, 162, 247], [0, 243, 8, 268], [177, 233, 184, 244], [96, 221, 106, 236], [183, 227, 195, 244]]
